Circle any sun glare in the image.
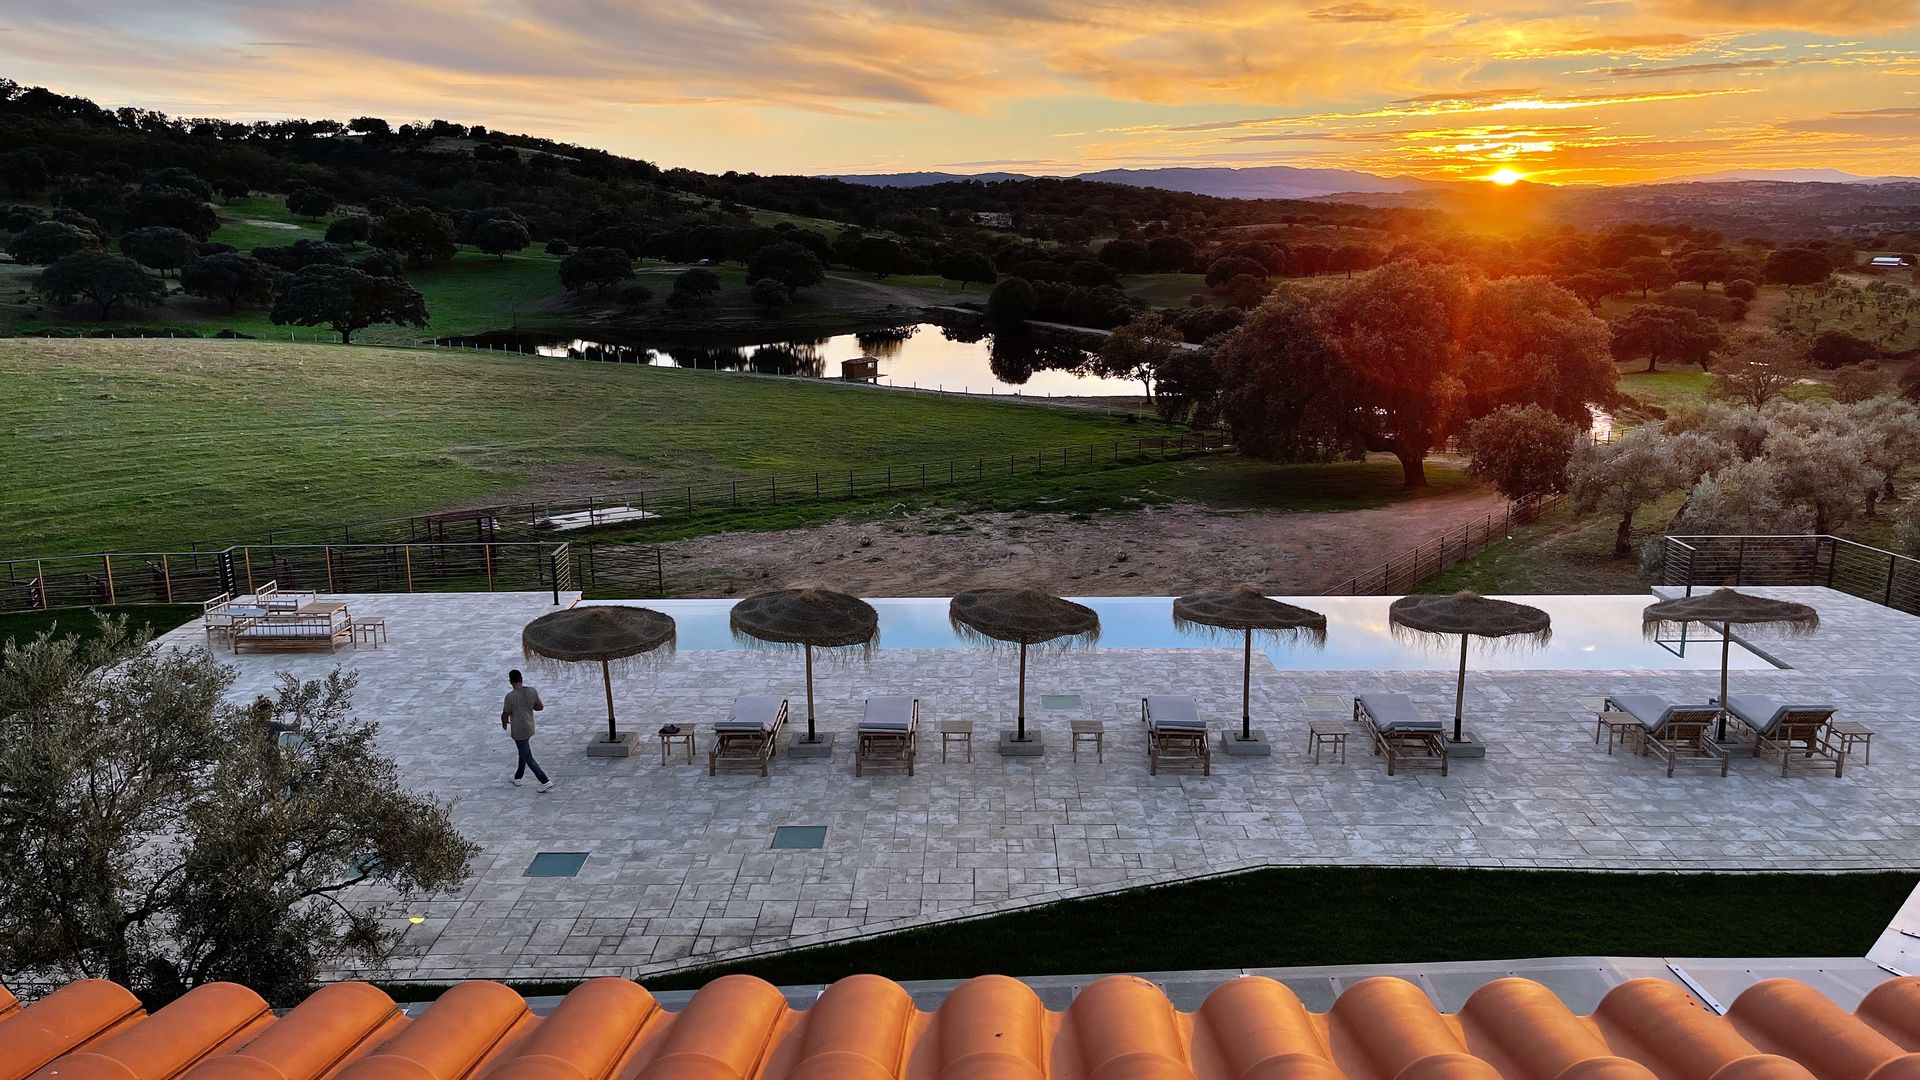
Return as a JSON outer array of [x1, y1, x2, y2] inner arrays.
[[1489, 168, 1523, 186]]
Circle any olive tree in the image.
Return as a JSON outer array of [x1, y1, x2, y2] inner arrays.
[[120, 226, 199, 277], [0, 620, 475, 1006], [1463, 405, 1578, 501], [1569, 427, 1689, 555]]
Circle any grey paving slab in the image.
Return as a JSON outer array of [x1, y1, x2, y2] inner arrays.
[[151, 586, 1920, 983]]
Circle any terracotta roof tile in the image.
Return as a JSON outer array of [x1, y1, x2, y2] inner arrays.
[[4, 973, 1918, 1080]]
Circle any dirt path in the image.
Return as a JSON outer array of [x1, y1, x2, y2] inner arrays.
[[658, 486, 1509, 597]]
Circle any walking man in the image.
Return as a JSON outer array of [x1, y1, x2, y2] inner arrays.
[[501, 669, 553, 792]]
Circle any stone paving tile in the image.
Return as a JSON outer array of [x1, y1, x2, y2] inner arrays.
[[151, 586, 1920, 982]]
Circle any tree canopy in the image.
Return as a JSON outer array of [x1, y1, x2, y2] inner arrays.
[[119, 225, 199, 276], [270, 264, 429, 344], [371, 205, 458, 268], [0, 619, 474, 1006], [180, 252, 279, 311], [746, 241, 826, 292], [37, 250, 166, 318], [1214, 265, 1613, 487], [6, 219, 99, 264], [557, 245, 633, 293]]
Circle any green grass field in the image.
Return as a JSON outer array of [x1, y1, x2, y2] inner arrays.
[[0, 604, 200, 647], [1, 337, 1162, 555], [642, 866, 1912, 991]]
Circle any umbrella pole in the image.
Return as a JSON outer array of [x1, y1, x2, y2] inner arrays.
[[804, 643, 818, 742], [601, 659, 617, 743], [1016, 642, 1028, 742], [1453, 634, 1468, 743], [1241, 628, 1253, 742], [1717, 623, 1731, 742]]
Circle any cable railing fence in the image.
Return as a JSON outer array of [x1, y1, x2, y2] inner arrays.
[[1327, 493, 1564, 596], [0, 540, 672, 616], [1658, 535, 1920, 615]]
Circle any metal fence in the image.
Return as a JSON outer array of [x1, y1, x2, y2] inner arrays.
[[0, 540, 674, 615], [1326, 494, 1564, 596], [249, 432, 1232, 548], [1657, 535, 1920, 615]]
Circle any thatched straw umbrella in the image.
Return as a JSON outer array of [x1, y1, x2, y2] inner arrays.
[[950, 588, 1099, 744], [730, 586, 878, 745], [1643, 588, 1818, 741], [1388, 591, 1551, 744], [1174, 587, 1326, 744], [522, 605, 676, 749]]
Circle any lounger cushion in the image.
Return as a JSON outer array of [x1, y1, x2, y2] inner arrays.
[[1606, 694, 1717, 732], [859, 696, 916, 732], [1358, 693, 1441, 734], [1144, 695, 1205, 731], [1724, 694, 1831, 736], [718, 695, 785, 732]]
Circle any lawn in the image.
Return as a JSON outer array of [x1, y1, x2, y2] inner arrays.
[[1124, 273, 1213, 306], [1419, 501, 1663, 596], [0, 337, 1153, 555], [637, 866, 1914, 992], [0, 604, 200, 646]]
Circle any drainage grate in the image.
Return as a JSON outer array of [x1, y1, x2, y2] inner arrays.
[[771, 826, 827, 850], [524, 851, 589, 877], [1040, 694, 1082, 710]]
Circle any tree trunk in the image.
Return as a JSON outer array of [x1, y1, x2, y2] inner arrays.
[[1645, 353, 1659, 373], [1397, 450, 1428, 489], [1615, 508, 1634, 556]]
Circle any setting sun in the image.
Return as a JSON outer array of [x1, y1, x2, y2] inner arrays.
[[1489, 168, 1524, 186]]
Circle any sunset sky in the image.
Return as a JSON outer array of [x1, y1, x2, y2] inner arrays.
[[2, 1, 1916, 184]]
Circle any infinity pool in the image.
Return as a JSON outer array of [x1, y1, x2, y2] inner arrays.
[[584, 595, 1777, 671]]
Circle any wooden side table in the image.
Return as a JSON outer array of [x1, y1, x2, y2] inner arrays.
[[939, 719, 973, 762], [1594, 710, 1643, 756], [1307, 721, 1348, 764], [1071, 719, 1105, 762], [1829, 720, 1874, 766], [352, 618, 388, 648], [658, 727, 696, 765]]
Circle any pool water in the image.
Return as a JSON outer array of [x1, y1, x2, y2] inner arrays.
[[584, 595, 1777, 672]]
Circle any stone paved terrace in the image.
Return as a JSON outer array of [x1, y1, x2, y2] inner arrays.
[[150, 585, 1920, 983]]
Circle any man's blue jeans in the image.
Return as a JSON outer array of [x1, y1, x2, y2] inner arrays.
[[513, 738, 548, 783]]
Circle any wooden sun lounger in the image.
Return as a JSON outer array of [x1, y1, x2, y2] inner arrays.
[[710, 696, 788, 777], [855, 696, 919, 776], [1354, 694, 1448, 776], [1601, 695, 1725, 778], [1142, 695, 1210, 776], [1722, 695, 1843, 777], [230, 605, 353, 654]]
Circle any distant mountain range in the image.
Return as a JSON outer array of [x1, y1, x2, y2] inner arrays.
[[824, 164, 1919, 201], [823, 165, 1440, 201], [1653, 168, 1920, 185]]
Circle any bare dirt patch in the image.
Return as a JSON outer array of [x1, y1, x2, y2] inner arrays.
[[658, 486, 1509, 597]]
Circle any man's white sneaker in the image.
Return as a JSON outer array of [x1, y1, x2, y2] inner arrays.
[[509, 777, 524, 787], [538, 780, 555, 793]]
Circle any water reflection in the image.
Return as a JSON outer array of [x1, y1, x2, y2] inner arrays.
[[438, 322, 1141, 396]]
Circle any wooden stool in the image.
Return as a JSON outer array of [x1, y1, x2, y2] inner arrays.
[[1829, 720, 1874, 766], [939, 719, 973, 762], [657, 727, 695, 765], [351, 618, 388, 648], [1307, 721, 1348, 764], [1071, 719, 1105, 762]]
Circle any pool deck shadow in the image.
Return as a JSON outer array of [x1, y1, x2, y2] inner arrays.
[[149, 585, 1920, 984]]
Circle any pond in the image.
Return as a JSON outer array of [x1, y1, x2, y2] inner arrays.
[[439, 323, 1148, 397]]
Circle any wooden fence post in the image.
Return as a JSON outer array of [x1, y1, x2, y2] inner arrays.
[[161, 554, 173, 604], [485, 543, 495, 591], [103, 554, 115, 605], [244, 548, 255, 595], [404, 547, 414, 592], [324, 546, 335, 593]]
